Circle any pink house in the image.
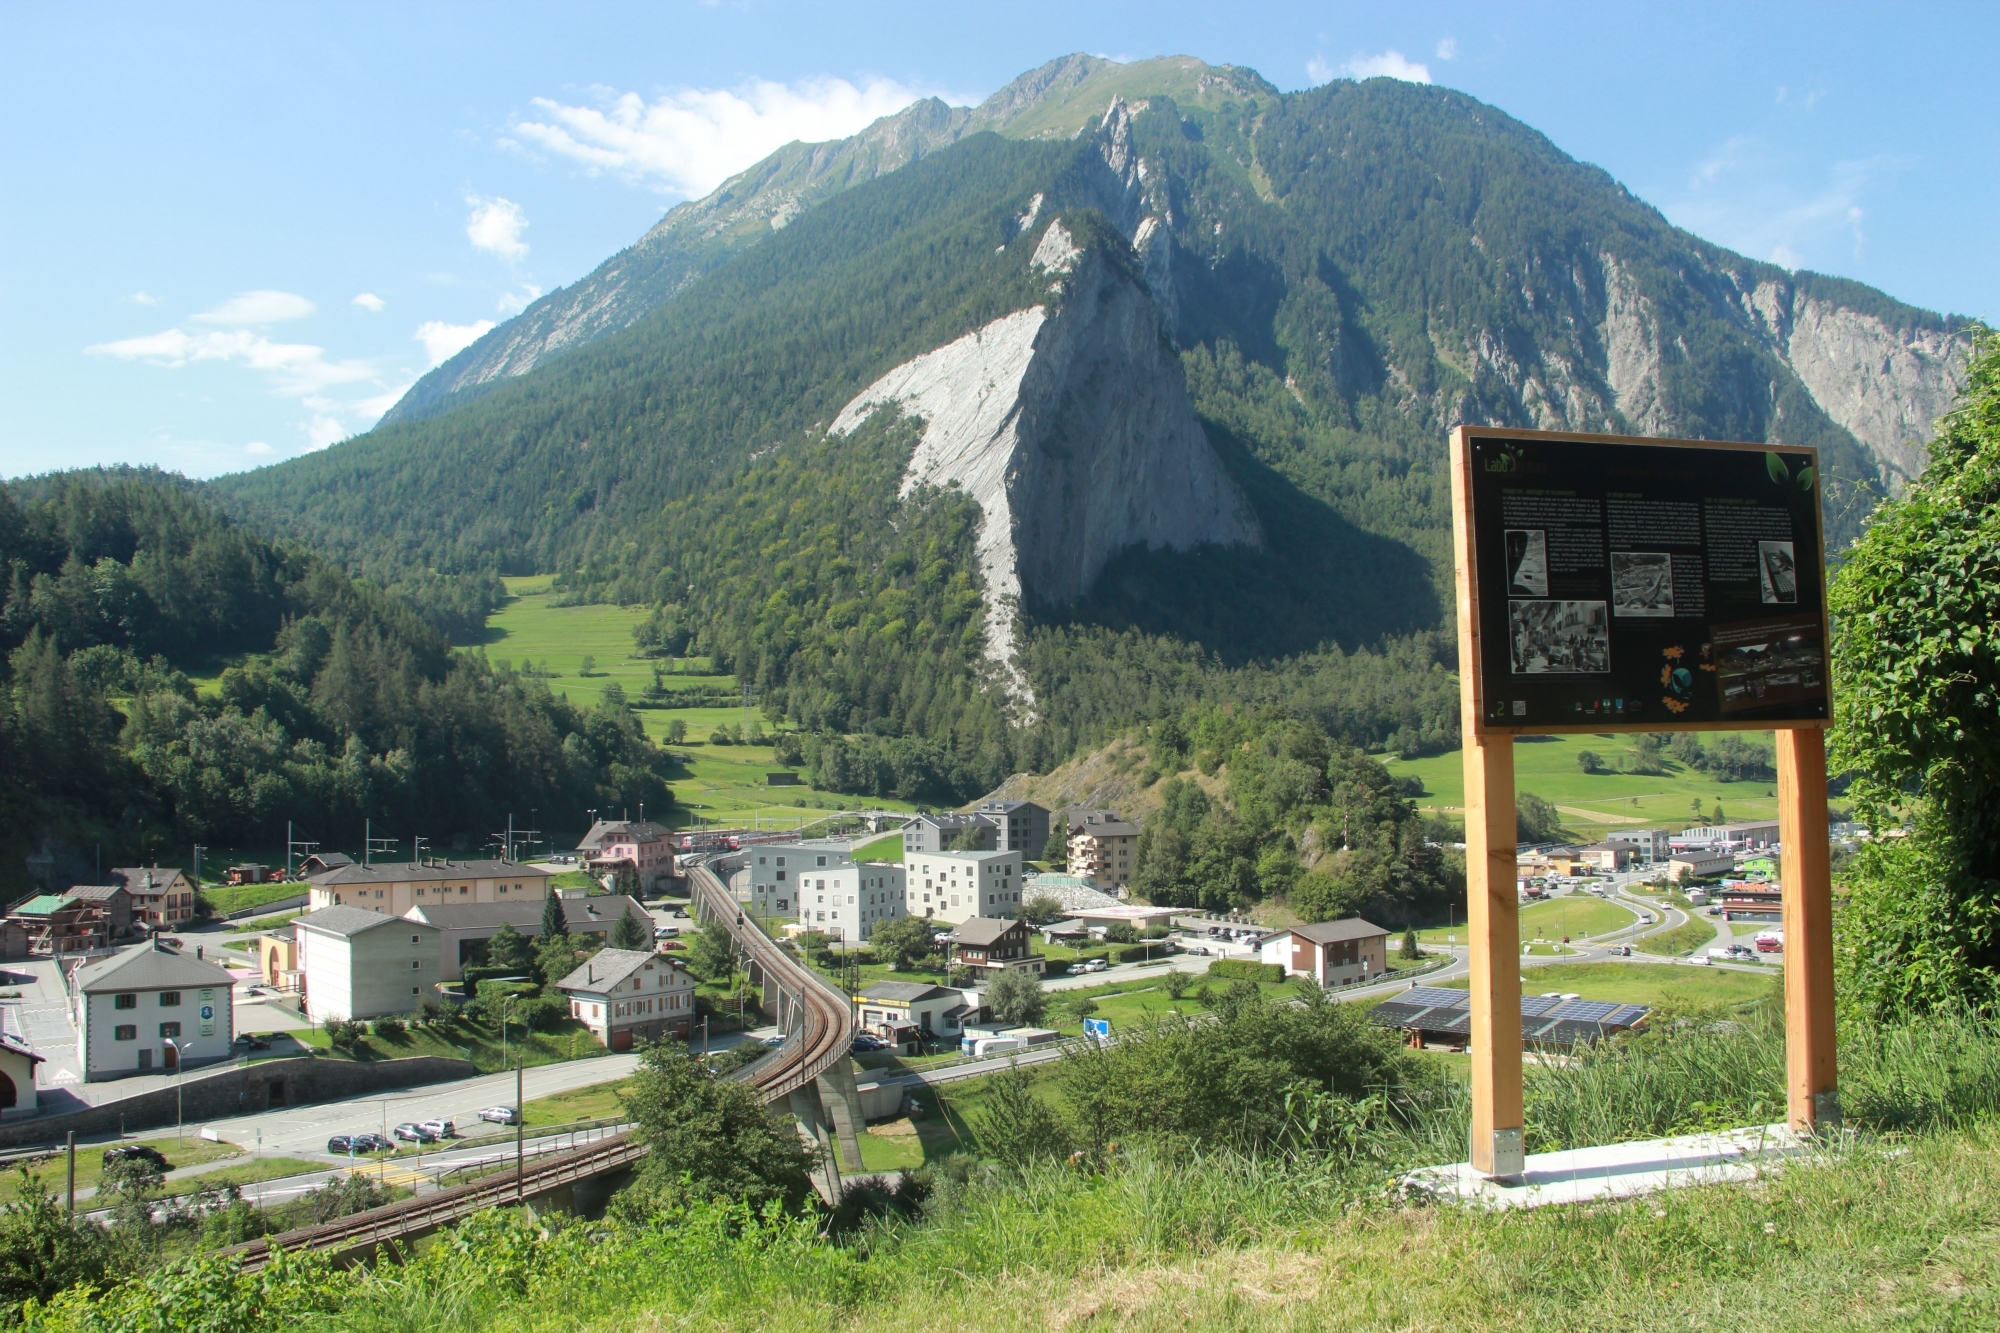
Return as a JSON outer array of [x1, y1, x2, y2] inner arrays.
[[577, 819, 675, 895]]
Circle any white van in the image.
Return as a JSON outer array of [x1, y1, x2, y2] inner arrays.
[[968, 1036, 1023, 1058]]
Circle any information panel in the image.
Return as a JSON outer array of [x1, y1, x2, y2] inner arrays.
[[1461, 429, 1828, 734]]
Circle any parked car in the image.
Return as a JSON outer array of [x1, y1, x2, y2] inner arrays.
[[102, 1145, 171, 1170], [393, 1122, 438, 1144], [762, 1035, 787, 1048], [653, 926, 679, 939], [420, 1118, 455, 1139], [1707, 906, 1724, 916], [657, 939, 685, 951], [327, 1135, 356, 1154], [232, 1033, 270, 1050], [851, 1035, 885, 1052], [1077, 958, 1108, 973], [478, 1105, 521, 1125], [1184, 945, 1210, 957], [353, 1133, 393, 1153]]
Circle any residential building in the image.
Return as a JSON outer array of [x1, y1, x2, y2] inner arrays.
[[557, 948, 696, 1051], [974, 801, 1051, 856], [949, 917, 1043, 977], [901, 813, 997, 855], [109, 866, 196, 927], [1606, 828, 1671, 864], [305, 859, 555, 917], [905, 849, 1021, 925], [1067, 811, 1140, 888], [762, 842, 906, 941], [298, 852, 355, 875], [855, 981, 980, 1045], [1259, 918, 1391, 987], [72, 940, 234, 1081], [1719, 883, 1784, 922], [293, 906, 444, 1021], [404, 894, 653, 980], [1066, 903, 1179, 934], [576, 819, 677, 894], [68, 885, 135, 940], [0, 1034, 43, 1119], [8, 896, 105, 955]]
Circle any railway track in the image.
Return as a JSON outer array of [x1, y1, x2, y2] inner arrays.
[[215, 861, 854, 1271]]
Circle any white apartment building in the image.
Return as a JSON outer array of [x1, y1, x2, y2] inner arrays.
[[73, 941, 235, 1081], [906, 849, 1022, 925], [1606, 828, 1671, 864], [756, 842, 908, 941], [293, 906, 444, 1021]]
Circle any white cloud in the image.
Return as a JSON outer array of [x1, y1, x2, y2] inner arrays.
[[86, 327, 373, 394], [1340, 51, 1432, 84], [415, 319, 496, 367], [1436, 38, 1458, 61], [352, 292, 386, 312], [1306, 56, 1334, 85], [497, 284, 543, 316], [465, 196, 529, 261], [245, 441, 274, 455], [1666, 139, 1892, 275], [352, 382, 413, 420], [193, 289, 317, 325], [510, 75, 932, 198], [306, 416, 348, 450], [130, 291, 160, 306]]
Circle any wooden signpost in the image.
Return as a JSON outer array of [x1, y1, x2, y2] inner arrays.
[[1449, 426, 1837, 1178]]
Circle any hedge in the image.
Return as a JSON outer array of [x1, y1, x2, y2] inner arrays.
[[1112, 944, 1172, 964], [1206, 959, 1284, 983]]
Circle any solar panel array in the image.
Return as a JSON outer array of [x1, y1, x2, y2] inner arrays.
[[1368, 986, 1650, 1048]]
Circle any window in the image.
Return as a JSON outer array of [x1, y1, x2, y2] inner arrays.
[[412, 935, 421, 944], [159, 991, 181, 1007], [114, 994, 136, 1010], [816, 856, 827, 867], [160, 1022, 181, 1039], [776, 870, 786, 882], [775, 857, 786, 868], [414, 986, 421, 995], [412, 960, 422, 970], [375, 890, 383, 899], [114, 1025, 136, 1041]]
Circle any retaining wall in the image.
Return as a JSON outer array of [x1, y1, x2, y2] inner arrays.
[[0, 1055, 476, 1150]]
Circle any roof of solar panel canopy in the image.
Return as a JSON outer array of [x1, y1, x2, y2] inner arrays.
[[1519, 994, 1564, 1018], [1366, 1001, 1432, 1025], [1399, 987, 1473, 1010], [1554, 999, 1625, 1023], [1538, 1018, 1622, 1045], [1601, 1004, 1650, 1027], [1437, 1010, 1473, 1036]]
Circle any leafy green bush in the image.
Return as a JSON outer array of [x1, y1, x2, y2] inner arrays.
[[1206, 959, 1282, 983]]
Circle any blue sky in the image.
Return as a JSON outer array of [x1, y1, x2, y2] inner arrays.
[[4, 1, 1994, 480]]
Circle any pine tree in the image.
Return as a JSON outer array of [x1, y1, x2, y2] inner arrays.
[[541, 887, 568, 940], [611, 908, 650, 951]]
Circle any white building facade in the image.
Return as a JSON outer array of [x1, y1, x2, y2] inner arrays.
[[557, 948, 697, 1051], [905, 849, 1022, 925], [73, 941, 235, 1081], [293, 906, 443, 1021]]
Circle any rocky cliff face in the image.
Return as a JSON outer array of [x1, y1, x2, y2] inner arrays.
[[831, 217, 1260, 709]]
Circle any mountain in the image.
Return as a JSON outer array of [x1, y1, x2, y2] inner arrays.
[[382, 55, 1277, 425], [216, 54, 1976, 800]]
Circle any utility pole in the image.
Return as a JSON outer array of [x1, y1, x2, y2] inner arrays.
[[515, 1062, 525, 1203], [365, 821, 396, 870], [64, 1132, 74, 1223], [286, 822, 317, 880], [191, 844, 206, 889]]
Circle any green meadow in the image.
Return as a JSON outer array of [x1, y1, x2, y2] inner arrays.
[[1443, 960, 1779, 1009], [1383, 731, 1783, 841], [469, 579, 923, 832]]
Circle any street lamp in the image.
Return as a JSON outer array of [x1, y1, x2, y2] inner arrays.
[[164, 1039, 183, 1145]]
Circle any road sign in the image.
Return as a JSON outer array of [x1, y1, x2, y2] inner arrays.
[[1082, 1017, 1110, 1043], [1461, 428, 1828, 734], [198, 988, 216, 1036]]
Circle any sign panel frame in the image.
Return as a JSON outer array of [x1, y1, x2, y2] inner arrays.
[[1456, 426, 1832, 738]]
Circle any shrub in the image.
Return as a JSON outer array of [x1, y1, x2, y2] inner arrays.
[[1206, 959, 1283, 983], [1112, 944, 1161, 964], [371, 1016, 405, 1038]]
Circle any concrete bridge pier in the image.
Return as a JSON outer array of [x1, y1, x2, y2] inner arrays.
[[789, 1086, 843, 1202], [815, 1062, 867, 1172]]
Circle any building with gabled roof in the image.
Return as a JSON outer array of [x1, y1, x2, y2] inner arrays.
[[948, 916, 1042, 977], [405, 894, 652, 979], [0, 1032, 44, 1119], [292, 906, 442, 1022], [576, 819, 676, 894], [68, 885, 135, 940], [1258, 917, 1391, 988], [555, 948, 695, 1050], [7, 895, 104, 955], [109, 866, 195, 927], [72, 939, 234, 1080], [306, 858, 555, 918]]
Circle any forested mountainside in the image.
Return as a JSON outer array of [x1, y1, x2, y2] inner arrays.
[[215, 56, 1974, 804], [0, 471, 674, 898]]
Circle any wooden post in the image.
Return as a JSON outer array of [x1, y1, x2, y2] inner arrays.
[[1451, 427, 1525, 1177], [1463, 732, 1524, 1175], [1777, 727, 1839, 1130]]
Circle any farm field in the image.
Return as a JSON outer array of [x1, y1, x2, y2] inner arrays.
[[1415, 890, 1642, 945], [471, 580, 926, 833], [1443, 960, 1779, 1009], [1383, 733, 1782, 840]]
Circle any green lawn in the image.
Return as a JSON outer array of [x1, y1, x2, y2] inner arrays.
[[1640, 916, 1720, 957], [1441, 960, 1779, 1009], [201, 881, 309, 915], [1, 1134, 244, 1203], [287, 1016, 611, 1074], [851, 834, 904, 862], [1383, 733, 1781, 840], [514, 1078, 632, 1127], [1416, 892, 1641, 945]]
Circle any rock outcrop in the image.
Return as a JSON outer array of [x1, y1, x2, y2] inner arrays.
[[831, 219, 1261, 710]]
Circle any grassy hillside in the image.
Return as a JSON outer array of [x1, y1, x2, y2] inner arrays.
[[1384, 732, 1783, 840]]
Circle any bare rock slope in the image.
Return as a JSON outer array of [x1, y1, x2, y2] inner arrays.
[[832, 216, 1261, 708]]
